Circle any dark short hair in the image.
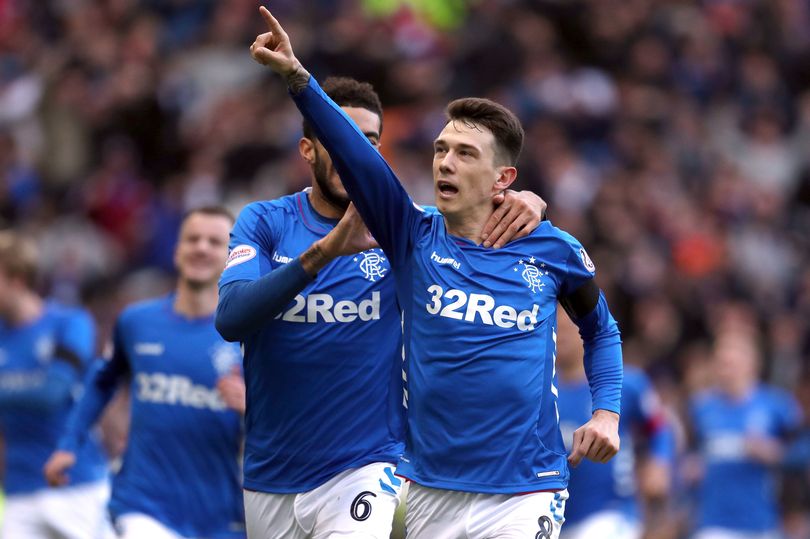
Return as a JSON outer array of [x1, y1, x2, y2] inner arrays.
[[445, 98, 524, 166], [182, 206, 235, 225], [0, 230, 38, 288], [303, 77, 383, 141]]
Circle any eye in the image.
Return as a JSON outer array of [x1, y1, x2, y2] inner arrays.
[[434, 146, 446, 155]]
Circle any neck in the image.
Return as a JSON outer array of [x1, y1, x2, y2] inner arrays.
[[722, 380, 755, 400], [443, 203, 494, 244], [173, 280, 218, 318], [4, 289, 44, 326], [308, 189, 345, 220]]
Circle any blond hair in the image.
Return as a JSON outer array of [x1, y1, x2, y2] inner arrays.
[[0, 230, 39, 288]]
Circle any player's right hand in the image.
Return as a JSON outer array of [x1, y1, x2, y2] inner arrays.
[[250, 6, 301, 78], [217, 366, 246, 415], [43, 450, 76, 487]]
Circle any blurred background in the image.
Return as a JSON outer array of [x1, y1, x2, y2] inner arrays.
[[1, 0, 810, 537]]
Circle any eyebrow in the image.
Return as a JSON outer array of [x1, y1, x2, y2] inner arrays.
[[433, 139, 480, 153]]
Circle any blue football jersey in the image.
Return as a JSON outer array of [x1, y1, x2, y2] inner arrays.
[[291, 77, 623, 494], [63, 297, 245, 538], [219, 192, 404, 493], [0, 302, 107, 495], [691, 385, 801, 532], [558, 367, 672, 525]]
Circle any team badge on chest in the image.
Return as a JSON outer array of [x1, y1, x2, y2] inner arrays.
[[353, 250, 388, 282], [514, 256, 548, 294], [211, 342, 241, 376]]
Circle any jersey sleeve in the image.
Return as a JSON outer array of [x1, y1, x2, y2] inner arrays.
[[219, 203, 275, 287], [556, 231, 623, 415], [58, 314, 132, 454], [215, 203, 315, 342], [559, 231, 598, 295], [56, 308, 95, 371], [291, 76, 423, 267]]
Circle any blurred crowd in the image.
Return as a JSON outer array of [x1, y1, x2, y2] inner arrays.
[[1, 0, 810, 536]]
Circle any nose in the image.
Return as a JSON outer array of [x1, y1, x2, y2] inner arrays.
[[439, 152, 455, 175]]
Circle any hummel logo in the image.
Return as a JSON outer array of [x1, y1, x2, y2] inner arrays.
[[135, 342, 164, 356], [430, 251, 461, 270], [272, 252, 292, 264]]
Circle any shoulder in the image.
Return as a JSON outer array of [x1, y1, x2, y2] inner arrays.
[[117, 296, 171, 327], [757, 385, 798, 408], [236, 195, 300, 227], [520, 221, 585, 252], [690, 389, 716, 411], [521, 221, 597, 276], [45, 301, 92, 327]]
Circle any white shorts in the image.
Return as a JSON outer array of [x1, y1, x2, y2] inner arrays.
[[244, 462, 402, 539], [405, 483, 568, 539], [693, 529, 781, 539], [115, 513, 184, 539], [561, 511, 640, 539], [1, 481, 112, 539]]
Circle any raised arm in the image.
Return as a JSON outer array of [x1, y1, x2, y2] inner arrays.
[[249, 6, 420, 265]]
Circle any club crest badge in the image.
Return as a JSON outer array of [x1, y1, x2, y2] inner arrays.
[[211, 342, 241, 376], [354, 250, 387, 282], [514, 256, 548, 294]]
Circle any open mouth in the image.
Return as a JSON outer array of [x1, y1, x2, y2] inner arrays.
[[437, 180, 459, 196]]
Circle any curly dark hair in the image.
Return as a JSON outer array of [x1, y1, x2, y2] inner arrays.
[[302, 77, 383, 141]]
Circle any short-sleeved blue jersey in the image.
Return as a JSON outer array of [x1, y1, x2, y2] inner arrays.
[[61, 296, 245, 538], [0, 302, 106, 495], [292, 77, 622, 494], [558, 367, 673, 524], [219, 192, 404, 493], [691, 385, 801, 532]]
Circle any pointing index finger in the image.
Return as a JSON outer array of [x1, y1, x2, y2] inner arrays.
[[259, 6, 286, 35]]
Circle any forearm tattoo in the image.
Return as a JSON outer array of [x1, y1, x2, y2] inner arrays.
[[286, 64, 311, 94]]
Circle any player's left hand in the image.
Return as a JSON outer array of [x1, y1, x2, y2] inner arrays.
[[318, 203, 379, 259], [217, 367, 246, 415], [568, 409, 620, 466], [481, 190, 547, 248]]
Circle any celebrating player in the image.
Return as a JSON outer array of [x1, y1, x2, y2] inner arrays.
[[248, 7, 623, 538], [556, 309, 674, 539], [0, 231, 109, 539], [44, 207, 246, 539], [216, 73, 546, 536], [689, 329, 801, 539]]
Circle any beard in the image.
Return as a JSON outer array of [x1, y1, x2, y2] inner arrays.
[[313, 150, 350, 210]]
